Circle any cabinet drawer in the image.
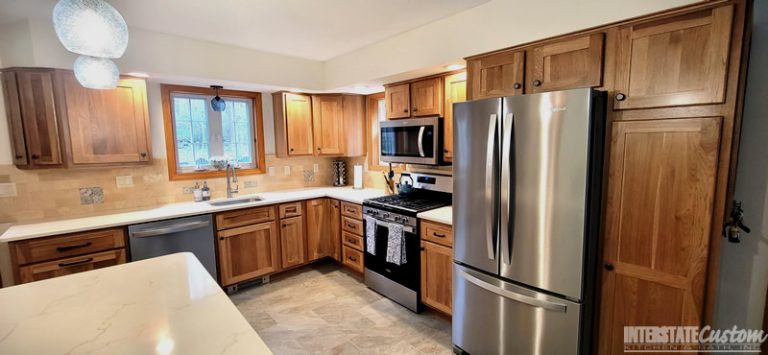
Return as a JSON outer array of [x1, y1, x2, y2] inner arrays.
[[342, 245, 364, 273], [278, 202, 303, 218], [421, 221, 453, 247], [215, 206, 276, 230], [342, 216, 363, 235], [11, 228, 125, 265], [342, 231, 364, 251], [18, 249, 126, 284], [340, 202, 362, 219]]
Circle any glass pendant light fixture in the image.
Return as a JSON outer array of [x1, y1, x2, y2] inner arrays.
[[210, 85, 226, 112], [73, 55, 119, 89], [52, 0, 128, 58]]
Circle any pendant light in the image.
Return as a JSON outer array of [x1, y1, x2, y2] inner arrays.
[[210, 85, 226, 112], [53, 0, 128, 89]]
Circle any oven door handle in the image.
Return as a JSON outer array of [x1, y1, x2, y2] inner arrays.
[[366, 216, 415, 234], [417, 126, 426, 157]]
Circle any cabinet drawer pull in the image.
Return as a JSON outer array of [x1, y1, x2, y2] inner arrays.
[[58, 258, 94, 268], [432, 232, 446, 238], [346, 238, 357, 244], [345, 208, 355, 213], [56, 242, 92, 252], [285, 206, 297, 213], [348, 256, 357, 262], [346, 223, 356, 229]]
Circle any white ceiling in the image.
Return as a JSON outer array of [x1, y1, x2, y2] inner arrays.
[[0, 0, 490, 61]]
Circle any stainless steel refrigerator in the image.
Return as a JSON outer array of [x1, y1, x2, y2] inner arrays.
[[452, 88, 605, 355]]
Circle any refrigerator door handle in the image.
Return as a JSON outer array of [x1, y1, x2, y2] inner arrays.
[[485, 114, 498, 260], [459, 269, 567, 312], [500, 112, 514, 265], [417, 126, 426, 157]]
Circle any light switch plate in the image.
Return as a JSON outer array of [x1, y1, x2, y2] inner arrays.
[[268, 167, 276, 177], [182, 186, 195, 194], [284, 166, 291, 176], [244, 180, 258, 188], [0, 183, 17, 197], [116, 175, 134, 188], [313, 163, 319, 173]]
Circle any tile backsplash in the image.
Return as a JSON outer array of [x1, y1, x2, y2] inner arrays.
[[0, 155, 336, 223]]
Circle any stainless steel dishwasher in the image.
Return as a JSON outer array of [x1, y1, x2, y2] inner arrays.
[[128, 214, 218, 281]]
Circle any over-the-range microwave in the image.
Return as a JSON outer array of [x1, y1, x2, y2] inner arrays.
[[380, 116, 449, 166]]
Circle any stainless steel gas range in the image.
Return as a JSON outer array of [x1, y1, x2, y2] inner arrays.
[[362, 172, 451, 312]]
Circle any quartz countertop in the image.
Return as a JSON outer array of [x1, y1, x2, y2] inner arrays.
[[0, 252, 272, 355], [417, 206, 452, 225], [0, 187, 387, 243]]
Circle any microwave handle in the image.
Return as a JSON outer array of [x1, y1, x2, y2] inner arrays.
[[417, 126, 426, 157]]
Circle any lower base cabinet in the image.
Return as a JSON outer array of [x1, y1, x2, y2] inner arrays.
[[279, 216, 307, 269], [420, 220, 453, 315], [18, 249, 126, 283], [306, 198, 341, 261], [217, 221, 280, 286]]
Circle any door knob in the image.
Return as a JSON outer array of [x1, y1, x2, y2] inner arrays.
[[604, 263, 615, 271]]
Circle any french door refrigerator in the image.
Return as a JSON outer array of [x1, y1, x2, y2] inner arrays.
[[452, 88, 605, 355]]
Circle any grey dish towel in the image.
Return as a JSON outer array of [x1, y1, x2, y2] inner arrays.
[[386, 223, 407, 265], [365, 215, 377, 255]]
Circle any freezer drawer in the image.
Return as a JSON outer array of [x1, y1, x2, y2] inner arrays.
[[453, 264, 581, 355]]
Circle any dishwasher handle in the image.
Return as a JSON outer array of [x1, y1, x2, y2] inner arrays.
[[130, 220, 211, 238]]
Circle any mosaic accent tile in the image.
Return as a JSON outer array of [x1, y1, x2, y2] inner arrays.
[[79, 186, 104, 205]]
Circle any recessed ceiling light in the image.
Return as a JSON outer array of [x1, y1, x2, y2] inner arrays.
[[445, 64, 466, 71], [125, 72, 150, 78]]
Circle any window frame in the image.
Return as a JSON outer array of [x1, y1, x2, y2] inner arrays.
[[161, 84, 266, 181]]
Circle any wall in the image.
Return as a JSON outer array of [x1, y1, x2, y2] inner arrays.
[[713, 0, 768, 332]]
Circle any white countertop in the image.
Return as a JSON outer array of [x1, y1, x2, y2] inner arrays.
[[417, 206, 452, 225], [0, 252, 272, 355], [0, 187, 387, 243]]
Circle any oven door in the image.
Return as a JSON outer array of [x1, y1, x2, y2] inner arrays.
[[380, 116, 440, 165], [363, 218, 421, 291]]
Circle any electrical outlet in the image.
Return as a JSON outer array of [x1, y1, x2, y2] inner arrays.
[[313, 163, 319, 173], [284, 166, 291, 176], [244, 180, 258, 188], [268, 166, 276, 177], [182, 186, 196, 194], [115, 175, 133, 188]]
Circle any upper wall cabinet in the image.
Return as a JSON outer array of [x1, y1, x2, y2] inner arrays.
[[273, 92, 365, 158], [410, 77, 443, 117], [60, 72, 151, 165], [274, 92, 314, 157], [1, 68, 151, 169], [385, 83, 410, 119], [613, 6, 733, 110], [527, 33, 604, 93], [443, 72, 467, 163], [312, 95, 345, 156], [467, 50, 525, 100]]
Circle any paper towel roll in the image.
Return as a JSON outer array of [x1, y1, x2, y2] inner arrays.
[[353, 164, 363, 189]]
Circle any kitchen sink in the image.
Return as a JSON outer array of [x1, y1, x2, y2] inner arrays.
[[208, 196, 264, 206]]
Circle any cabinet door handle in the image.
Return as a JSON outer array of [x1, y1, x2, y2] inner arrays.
[[513, 83, 522, 90], [403, 109, 408, 113], [532, 80, 542, 87], [317, 147, 321, 151], [56, 242, 92, 252], [15, 154, 23, 160], [282, 224, 287, 227], [413, 107, 418, 112], [290, 148, 294, 152], [615, 93, 627, 101], [31, 154, 39, 160], [58, 258, 94, 268], [604, 263, 615, 271]]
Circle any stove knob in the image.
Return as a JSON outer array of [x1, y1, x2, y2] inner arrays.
[[383, 213, 390, 219]]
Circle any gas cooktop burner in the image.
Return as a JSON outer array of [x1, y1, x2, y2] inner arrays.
[[364, 194, 449, 214]]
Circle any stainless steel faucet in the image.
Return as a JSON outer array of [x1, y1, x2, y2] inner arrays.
[[226, 163, 239, 198]]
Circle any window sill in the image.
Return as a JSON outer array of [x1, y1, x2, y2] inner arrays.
[[168, 167, 265, 181]]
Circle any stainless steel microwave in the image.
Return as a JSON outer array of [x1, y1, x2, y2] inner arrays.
[[380, 116, 447, 165]]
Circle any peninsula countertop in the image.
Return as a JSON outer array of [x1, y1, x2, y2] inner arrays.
[[0, 187, 387, 243], [417, 206, 452, 225], [0, 252, 272, 355]]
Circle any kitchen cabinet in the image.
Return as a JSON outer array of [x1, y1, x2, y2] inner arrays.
[[342, 95, 366, 157], [599, 117, 721, 353], [279, 216, 307, 269], [306, 198, 337, 261], [218, 221, 281, 286], [329, 199, 341, 261], [443, 72, 466, 162], [410, 77, 443, 117], [420, 220, 453, 315], [385, 83, 410, 119], [215, 206, 276, 230], [340, 201, 364, 273], [526, 33, 604, 93], [467, 50, 525, 99], [4, 69, 64, 167], [312, 95, 345, 155], [9, 227, 127, 285], [613, 6, 733, 110], [60, 72, 151, 164], [273, 92, 314, 157]]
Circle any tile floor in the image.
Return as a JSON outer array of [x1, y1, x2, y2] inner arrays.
[[230, 262, 453, 354]]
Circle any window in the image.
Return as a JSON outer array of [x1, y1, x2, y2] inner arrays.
[[161, 84, 265, 180]]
